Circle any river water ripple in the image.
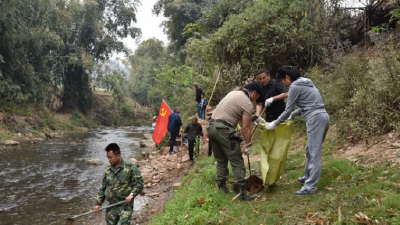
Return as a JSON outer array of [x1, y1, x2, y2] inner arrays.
[[0, 128, 150, 225]]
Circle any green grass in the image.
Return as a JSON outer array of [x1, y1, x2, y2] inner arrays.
[[149, 127, 400, 225], [0, 128, 13, 140]]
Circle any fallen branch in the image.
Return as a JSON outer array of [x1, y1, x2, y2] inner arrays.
[[230, 193, 241, 202], [219, 210, 236, 220]]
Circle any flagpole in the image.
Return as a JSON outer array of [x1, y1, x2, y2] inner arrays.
[[180, 133, 183, 163], [162, 99, 173, 112]]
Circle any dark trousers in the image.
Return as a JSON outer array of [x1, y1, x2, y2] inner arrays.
[[208, 141, 213, 156], [265, 108, 285, 122], [188, 139, 195, 161], [169, 132, 178, 153]]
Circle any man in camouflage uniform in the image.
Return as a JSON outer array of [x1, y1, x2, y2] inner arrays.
[[94, 143, 144, 225]]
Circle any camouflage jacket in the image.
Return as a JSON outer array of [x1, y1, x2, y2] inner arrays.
[[96, 160, 144, 205]]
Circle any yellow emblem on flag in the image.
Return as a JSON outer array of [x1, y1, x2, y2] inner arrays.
[[160, 108, 167, 117]]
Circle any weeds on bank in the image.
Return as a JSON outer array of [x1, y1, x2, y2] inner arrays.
[[307, 51, 400, 140], [150, 127, 400, 225]]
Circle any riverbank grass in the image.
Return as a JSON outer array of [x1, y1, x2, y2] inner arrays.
[[149, 130, 400, 224]]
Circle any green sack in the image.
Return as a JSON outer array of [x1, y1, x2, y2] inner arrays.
[[259, 120, 294, 185]]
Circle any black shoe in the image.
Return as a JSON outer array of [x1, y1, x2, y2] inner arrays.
[[217, 180, 230, 194], [190, 160, 194, 166], [297, 176, 306, 184], [295, 188, 317, 195], [234, 186, 257, 201], [169, 151, 177, 155]]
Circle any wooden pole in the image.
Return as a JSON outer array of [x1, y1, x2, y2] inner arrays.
[[180, 133, 183, 163], [206, 69, 221, 111]]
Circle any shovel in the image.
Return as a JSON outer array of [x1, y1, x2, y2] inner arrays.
[[65, 200, 125, 225], [244, 106, 267, 194]]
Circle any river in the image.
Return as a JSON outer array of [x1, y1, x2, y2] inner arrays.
[[0, 128, 151, 225]]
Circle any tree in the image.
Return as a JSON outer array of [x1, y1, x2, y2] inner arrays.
[[153, 0, 217, 57], [197, 0, 251, 35], [0, 0, 63, 105], [0, 0, 141, 113], [93, 59, 130, 106], [54, 0, 141, 113], [185, 0, 329, 85], [129, 38, 167, 110]]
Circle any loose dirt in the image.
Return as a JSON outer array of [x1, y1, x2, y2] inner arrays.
[[342, 131, 400, 165]]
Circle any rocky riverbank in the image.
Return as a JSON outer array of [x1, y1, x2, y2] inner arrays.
[[133, 118, 211, 224]]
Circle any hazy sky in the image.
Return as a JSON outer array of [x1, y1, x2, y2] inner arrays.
[[115, 0, 168, 59]]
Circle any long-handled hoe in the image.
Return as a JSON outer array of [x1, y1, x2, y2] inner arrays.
[[65, 200, 125, 225], [244, 106, 267, 193]]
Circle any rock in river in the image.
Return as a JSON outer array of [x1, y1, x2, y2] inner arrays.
[[140, 139, 154, 148], [2, 140, 20, 146], [87, 159, 104, 165]]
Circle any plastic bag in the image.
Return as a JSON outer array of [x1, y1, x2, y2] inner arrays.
[[259, 120, 294, 185]]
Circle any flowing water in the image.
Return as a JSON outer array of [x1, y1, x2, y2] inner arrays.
[[0, 128, 151, 225]]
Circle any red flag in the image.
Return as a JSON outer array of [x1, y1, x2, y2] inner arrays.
[[152, 100, 173, 145]]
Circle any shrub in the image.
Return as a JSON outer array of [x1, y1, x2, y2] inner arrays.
[[308, 51, 400, 139]]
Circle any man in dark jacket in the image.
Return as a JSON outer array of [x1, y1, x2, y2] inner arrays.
[[184, 117, 204, 165], [256, 68, 288, 122], [168, 106, 183, 155], [194, 82, 203, 118]]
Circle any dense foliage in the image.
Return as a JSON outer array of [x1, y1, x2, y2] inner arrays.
[[130, 0, 400, 136], [1, 0, 399, 137], [0, 0, 140, 113]]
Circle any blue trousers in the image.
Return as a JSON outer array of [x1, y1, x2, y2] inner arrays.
[[197, 103, 202, 118], [201, 107, 206, 119], [169, 132, 178, 153]]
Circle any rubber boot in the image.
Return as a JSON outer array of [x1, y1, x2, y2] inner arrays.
[[234, 186, 257, 201], [217, 180, 229, 194]]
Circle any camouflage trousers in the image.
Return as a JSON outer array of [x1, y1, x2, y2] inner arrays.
[[105, 203, 133, 225]]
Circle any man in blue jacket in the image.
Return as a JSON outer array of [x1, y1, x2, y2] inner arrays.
[[168, 106, 183, 155]]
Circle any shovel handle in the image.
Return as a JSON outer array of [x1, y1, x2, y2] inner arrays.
[[247, 155, 251, 177], [70, 200, 126, 219], [247, 106, 266, 177]]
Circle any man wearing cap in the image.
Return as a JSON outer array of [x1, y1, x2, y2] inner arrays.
[[207, 82, 265, 201], [256, 68, 288, 122]]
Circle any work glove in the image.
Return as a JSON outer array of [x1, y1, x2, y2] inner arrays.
[[264, 97, 274, 107], [180, 128, 185, 133], [265, 121, 278, 130], [244, 143, 252, 156], [252, 115, 266, 125]]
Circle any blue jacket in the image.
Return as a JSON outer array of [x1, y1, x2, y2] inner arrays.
[[199, 98, 208, 108], [168, 113, 183, 134]]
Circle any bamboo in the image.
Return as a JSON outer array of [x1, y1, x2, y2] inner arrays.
[[180, 133, 183, 163], [206, 69, 221, 111]]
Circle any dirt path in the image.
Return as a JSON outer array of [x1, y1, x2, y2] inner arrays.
[[341, 131, 400, 165], [133, 112, 214, 224]]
